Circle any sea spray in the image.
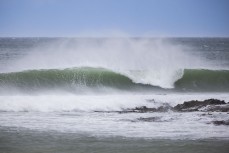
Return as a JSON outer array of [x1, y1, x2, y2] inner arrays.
[[2, 38, 209, 89], [1, 93, 229, 112], [1, 38, 229, 141]]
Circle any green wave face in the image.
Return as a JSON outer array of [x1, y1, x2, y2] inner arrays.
[[0, 67, 139, 92], [0, 67, 229, 93], [175, 69, 229, 91]]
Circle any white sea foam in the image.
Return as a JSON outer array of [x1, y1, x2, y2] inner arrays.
[[0, 94, 229, 139], [0, 93, 228, 112]]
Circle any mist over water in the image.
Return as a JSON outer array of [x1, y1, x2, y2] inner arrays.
[[1, 37, 229, 94], [2, 38, 213, 89]]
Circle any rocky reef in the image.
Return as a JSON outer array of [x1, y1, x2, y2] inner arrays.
[[95, 99, 229, 113], [173, 99, 227, 112], [212, 120, 229, 126], [95, 99, 229, 126], [127, 99, 229, 113]]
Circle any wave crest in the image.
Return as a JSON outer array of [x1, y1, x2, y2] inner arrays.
[[0, 67, 229, 93]]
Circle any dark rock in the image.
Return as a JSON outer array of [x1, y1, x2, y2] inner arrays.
[[201, 113, 213, 116], [130, 104, 173, 113], [94, 110, 135, 113], [134, 116, 174, 122], [94, 99, 228, 114], [157, 104, 173, 112], [174, 99, 226, 112], [212, 120, 229, 126], [201, 113, 207, 116], [204, 104, 229, 112], [146, 99, 156, 103], [203, 99, 226, 105], [133, 106, 157, 113], [137, 117, 162, 122]]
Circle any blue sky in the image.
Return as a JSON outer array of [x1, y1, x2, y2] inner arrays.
[[0, 0, 229, 37]]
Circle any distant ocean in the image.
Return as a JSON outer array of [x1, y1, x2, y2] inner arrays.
[[0, 38, 229, 153]]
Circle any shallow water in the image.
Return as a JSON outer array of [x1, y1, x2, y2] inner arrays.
[[1, 127, 229, 153]]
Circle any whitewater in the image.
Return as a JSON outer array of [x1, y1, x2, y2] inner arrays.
[[0, 38, 229, 147]]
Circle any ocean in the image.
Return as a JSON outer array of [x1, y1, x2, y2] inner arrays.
[[0, 37, 229, 152]]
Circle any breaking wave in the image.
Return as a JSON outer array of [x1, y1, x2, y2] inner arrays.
[[0, 67, 229, 92]]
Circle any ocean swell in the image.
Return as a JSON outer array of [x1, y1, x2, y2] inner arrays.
[[0, 67, 229, 92]]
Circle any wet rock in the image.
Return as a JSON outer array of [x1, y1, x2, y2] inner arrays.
[[137, 117, 162, 122], [204, 104, 229, 112], [132, 106, 157, 113], [130, 104, 173, 113], [157, 104, 173, 112], [94, 99, 228, 114], [212, 120, 229, 126], [174, 99, 226, 112], [201, 113, 213, 116], [146, 99, 156, 103], [94, 110, 135, 114], [95, 104, 173, 114]]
